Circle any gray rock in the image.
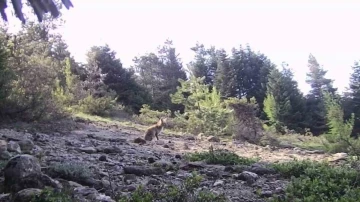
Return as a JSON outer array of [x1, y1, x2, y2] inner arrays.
[[18, 139, 35, 154], [0, 151, 12, 160], [235, 171, 259, 184], [213, 179, 224, 187], [153, 160, 175, 171], [7, 141, 21, 154], [0, 194, 10, 202], [134, 137, 146, 145], [4, 154, 41, 192], [73, 186, 115, 202], [261, 190, 273, 198], [96, 146, 123, 154], [10, 173, 62, 193], [99, 155, 107, 161], [0, 140, 7, 153], [12, 188, 42, 202], [123, 166, 164, 176], [207, 136, 220, 142], [79, 147, 97, 154]]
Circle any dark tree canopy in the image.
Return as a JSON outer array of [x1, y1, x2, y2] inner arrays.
[[0, 0, 73, 24]]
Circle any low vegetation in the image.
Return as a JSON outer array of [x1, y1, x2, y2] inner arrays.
[[117, 172, 227, 202], [271, 160, 360, 202], [184, 147, 258, 166], [31, 188, 73, 202], [46, 162, 94, 185]]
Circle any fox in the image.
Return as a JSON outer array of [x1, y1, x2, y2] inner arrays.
[[144, 117, 167, 141]]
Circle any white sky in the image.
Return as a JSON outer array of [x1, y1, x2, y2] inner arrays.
[[7, 0, 360, 94]]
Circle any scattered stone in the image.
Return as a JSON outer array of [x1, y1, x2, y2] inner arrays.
[[235, 171, 259, 184], [207, 136, 220, 142], [99, 155, 107, 161], [153, 160, 175, 171], [328, 152, 348, 162], [12, 188, 42, 202], [148, 157, 156, 164], [18, 139, 35, 154], [0, 140, 7, 153], [0, 193, 10, 202], [79, 147, 97, 154], [260, 190, 273, 198], [96, 145, 123, 154], [123, 166, 164, 176], [0, 151, 11, 160], [73, 186, 115, 202], [179, 161, 205, 170], [134, 137, 146, 145], [213, 179, 224, 187], [7, 141, 21, 154], [11, 173, 62, 193], [120, 185, 137, 192], [147, 179, 161, 185], [123, 174, 137, 184], [4, 154, 41, 192]]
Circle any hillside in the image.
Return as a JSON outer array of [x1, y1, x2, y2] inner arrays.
[[0, 115, 352, 202]]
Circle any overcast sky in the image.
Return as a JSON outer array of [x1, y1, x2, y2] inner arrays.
[[7, 0, 360, 94]]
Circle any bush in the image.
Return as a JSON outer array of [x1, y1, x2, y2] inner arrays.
[[76, 94, 116, 116], [31, 188, 72, 202], [117, 172, 227, 202], [170, 77, 234, 136], [226, 97, 264, 144], [46, 162, 94, 185], [184, 147, 257, 166], [271, 160, 360, 202], [135, 104, 171, 125], [323, 92, 360, 156]]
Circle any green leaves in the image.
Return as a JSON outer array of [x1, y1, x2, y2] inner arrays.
[[170, 76, 234, 136]]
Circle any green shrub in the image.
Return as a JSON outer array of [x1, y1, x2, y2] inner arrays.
[[117, 172, 227, 202], [77, 94, 116, 116], [46, 162, 94, 185], [170, 76, 235, 136], [135, 104, 171, 125], [31, 188, 72, 202], [184, 147, 257, 166], [322, 92, 360, 156], [271, 160, 360, 202]]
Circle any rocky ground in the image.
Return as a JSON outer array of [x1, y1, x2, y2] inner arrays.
[[0, 119, 346, 202]]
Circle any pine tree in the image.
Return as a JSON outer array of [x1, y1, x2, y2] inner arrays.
[[230, 45, 275, 118], [265, 64, 305, 133], [349, 61, 360, 136], [157, 39, 187, 112], [214, 49, 236, 98], [85, 45, 151, 112], [188, 43, 217, 86], [305, 54, 337, 135]]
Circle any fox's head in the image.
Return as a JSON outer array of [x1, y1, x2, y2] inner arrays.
[[157, 117, 167, 127]]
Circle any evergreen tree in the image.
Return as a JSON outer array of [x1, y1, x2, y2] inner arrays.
[[188, 43, 217, 86], [133, 40, 187, 112], [0, 38, 12, 115], [214, 49, 236, 98], [305, 54, 337, 135], [230, 45, 275, 118], [349, 61, 360, 136], [264, 64, 305, 133], [157, 39, 187, 112], [85, 45, 151, 112]]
